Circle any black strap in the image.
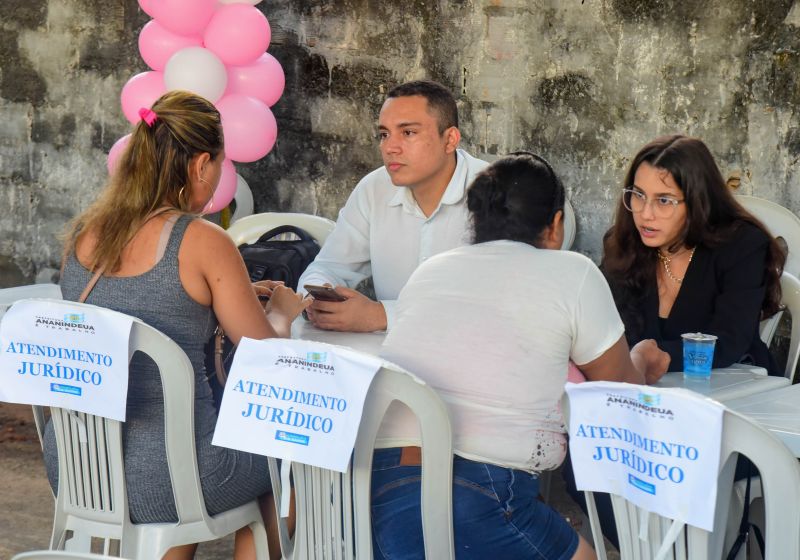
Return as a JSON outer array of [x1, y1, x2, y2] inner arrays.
[[725, 465, 765, 560], [256, 225, 315, 243]]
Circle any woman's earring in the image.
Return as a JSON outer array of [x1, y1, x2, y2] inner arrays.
[[199, 177, 214, 211], [178, 186, 186, 206]]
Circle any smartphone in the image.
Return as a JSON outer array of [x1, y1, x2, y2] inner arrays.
[[304, 284, 347, 302]]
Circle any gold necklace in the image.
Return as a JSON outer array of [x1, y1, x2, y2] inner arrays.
[[657, 247, 696, 284]]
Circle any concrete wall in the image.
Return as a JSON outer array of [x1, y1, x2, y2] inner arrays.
[[2, 0, 800, 285]]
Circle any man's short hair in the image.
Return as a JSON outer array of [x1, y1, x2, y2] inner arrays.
[[386, 80, 458, 133]]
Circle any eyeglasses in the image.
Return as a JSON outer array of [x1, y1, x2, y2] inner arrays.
[[622, 188, 685, 218]]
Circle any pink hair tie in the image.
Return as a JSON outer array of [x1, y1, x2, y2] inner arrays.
[[138, 107, 158, 127]]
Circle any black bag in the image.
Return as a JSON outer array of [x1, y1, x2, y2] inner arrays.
[[237, 224, 321, 289], [206, 224, 321, 408]]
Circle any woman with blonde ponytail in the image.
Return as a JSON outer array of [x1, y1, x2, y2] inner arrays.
[[45, 91, 309, 560]]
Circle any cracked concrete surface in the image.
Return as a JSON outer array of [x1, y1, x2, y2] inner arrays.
[[0, 402, 617, 559]]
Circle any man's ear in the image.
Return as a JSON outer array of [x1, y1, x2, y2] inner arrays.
[[444, 126, 461, 153]]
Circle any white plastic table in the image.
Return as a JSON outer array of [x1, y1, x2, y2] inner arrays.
[[725, 384, 800, 457], [292, 321, 790, 403], [293, 321, 787, 397], [653, 364, 790, 403], [291, 318, 386, 356]]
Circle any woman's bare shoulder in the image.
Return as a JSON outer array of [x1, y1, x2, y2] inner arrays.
[[181, 216, 240, 262], [184, 217, 235, 244]]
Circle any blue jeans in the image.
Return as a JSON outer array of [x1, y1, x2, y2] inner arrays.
[[371, 448, 579, 560]]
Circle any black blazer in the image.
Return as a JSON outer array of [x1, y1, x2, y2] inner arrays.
[[620, 223, 778, 375]]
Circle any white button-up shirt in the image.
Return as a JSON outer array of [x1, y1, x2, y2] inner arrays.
[[298, 149, 489, 328]]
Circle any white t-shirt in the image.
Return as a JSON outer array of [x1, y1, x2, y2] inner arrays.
[[298, 149, 489, 328], [378, 240, 625, 472]]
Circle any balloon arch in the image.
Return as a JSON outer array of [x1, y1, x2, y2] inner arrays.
[[108, 0, 285, 215]]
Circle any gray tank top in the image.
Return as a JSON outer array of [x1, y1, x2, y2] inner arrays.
[[60, 214, 217, 403], [50, 214, 268, 524]]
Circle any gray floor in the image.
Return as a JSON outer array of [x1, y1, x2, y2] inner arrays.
[[0, 403, 616, 559]]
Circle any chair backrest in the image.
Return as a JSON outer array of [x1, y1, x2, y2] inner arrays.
[[230, 176, 254, 224], [566, 396, 800, 560], [759, 309, 782, 347], [736, 195, 800, 277], [759, 272, 800, 379], [268, 363, 454, 560], [778, 272, 800, 382], [0, 286, 63, 446], [0, 283, 62, 306], [35, 299, 208, 548], [12, 551, 121, 560], [226, 212, 336, 247], [562, 198, 577, 250]]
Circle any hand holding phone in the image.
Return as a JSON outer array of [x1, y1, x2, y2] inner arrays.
[[303, 284, 347, 302]]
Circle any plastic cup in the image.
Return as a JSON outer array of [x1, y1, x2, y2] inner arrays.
[[681, 333, 717, 380]]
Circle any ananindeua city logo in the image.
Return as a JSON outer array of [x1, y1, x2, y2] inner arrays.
[[34, 312, 96, 334], [605, 390, 675, 420], [274, 351, 334, 375]]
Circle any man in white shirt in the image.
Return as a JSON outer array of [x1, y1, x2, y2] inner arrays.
[[299, 80, 489, 332]]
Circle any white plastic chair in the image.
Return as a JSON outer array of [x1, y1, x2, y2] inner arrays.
[[781, 273, 800, 381], [562, 198, 576, 250], [268, 361, 455, 560], [226, 212, 336, 247], [12, 552, 119, 560], [565, 398, 800, 560], [230, 175, 255, 225], [760, 272, 800, 374], [34, 299, 268, 560], [0, 283, 62, 306], [0, 285, 63, 447], [736, 195, 800, 277], [769, 272, 800, 382]]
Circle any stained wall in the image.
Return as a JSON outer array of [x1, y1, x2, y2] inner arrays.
[[2, 0, 799, 283]]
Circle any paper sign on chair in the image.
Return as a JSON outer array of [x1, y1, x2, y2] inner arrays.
[[0, 300, 133, 421], [566, 382, 724, 531], [213, 338, 381, 473]]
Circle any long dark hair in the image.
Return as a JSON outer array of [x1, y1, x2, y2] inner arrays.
[[602, 135, 785, 336], [467, 151, 565, 247]]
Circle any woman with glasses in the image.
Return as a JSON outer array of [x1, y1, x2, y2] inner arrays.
[[602, 135, 785, 374], [371, 153, 670, 560]]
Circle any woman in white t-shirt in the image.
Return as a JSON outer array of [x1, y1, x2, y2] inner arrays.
[[372, 152, 669, 560]]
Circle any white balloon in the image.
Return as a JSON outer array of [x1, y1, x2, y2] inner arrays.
[[231, 174, 254, 223], [164, 47, 227, 103], [218, 0, 262, 4]]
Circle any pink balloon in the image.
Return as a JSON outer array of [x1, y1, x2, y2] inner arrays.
[[217, 95, 277, 163], [120, 71, 166, 124], [204, 4, 270, 66], [107, 134, 131, 175], [203, 159, 237, 214], [151, 0, 217, 37], [227, 53, 285, 107], [138, 0, 155, 17], [138, 20, 202, 72]]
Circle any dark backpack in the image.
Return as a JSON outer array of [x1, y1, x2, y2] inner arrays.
[[206, 224, 321, 407], [237, 224, 321, 288]]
